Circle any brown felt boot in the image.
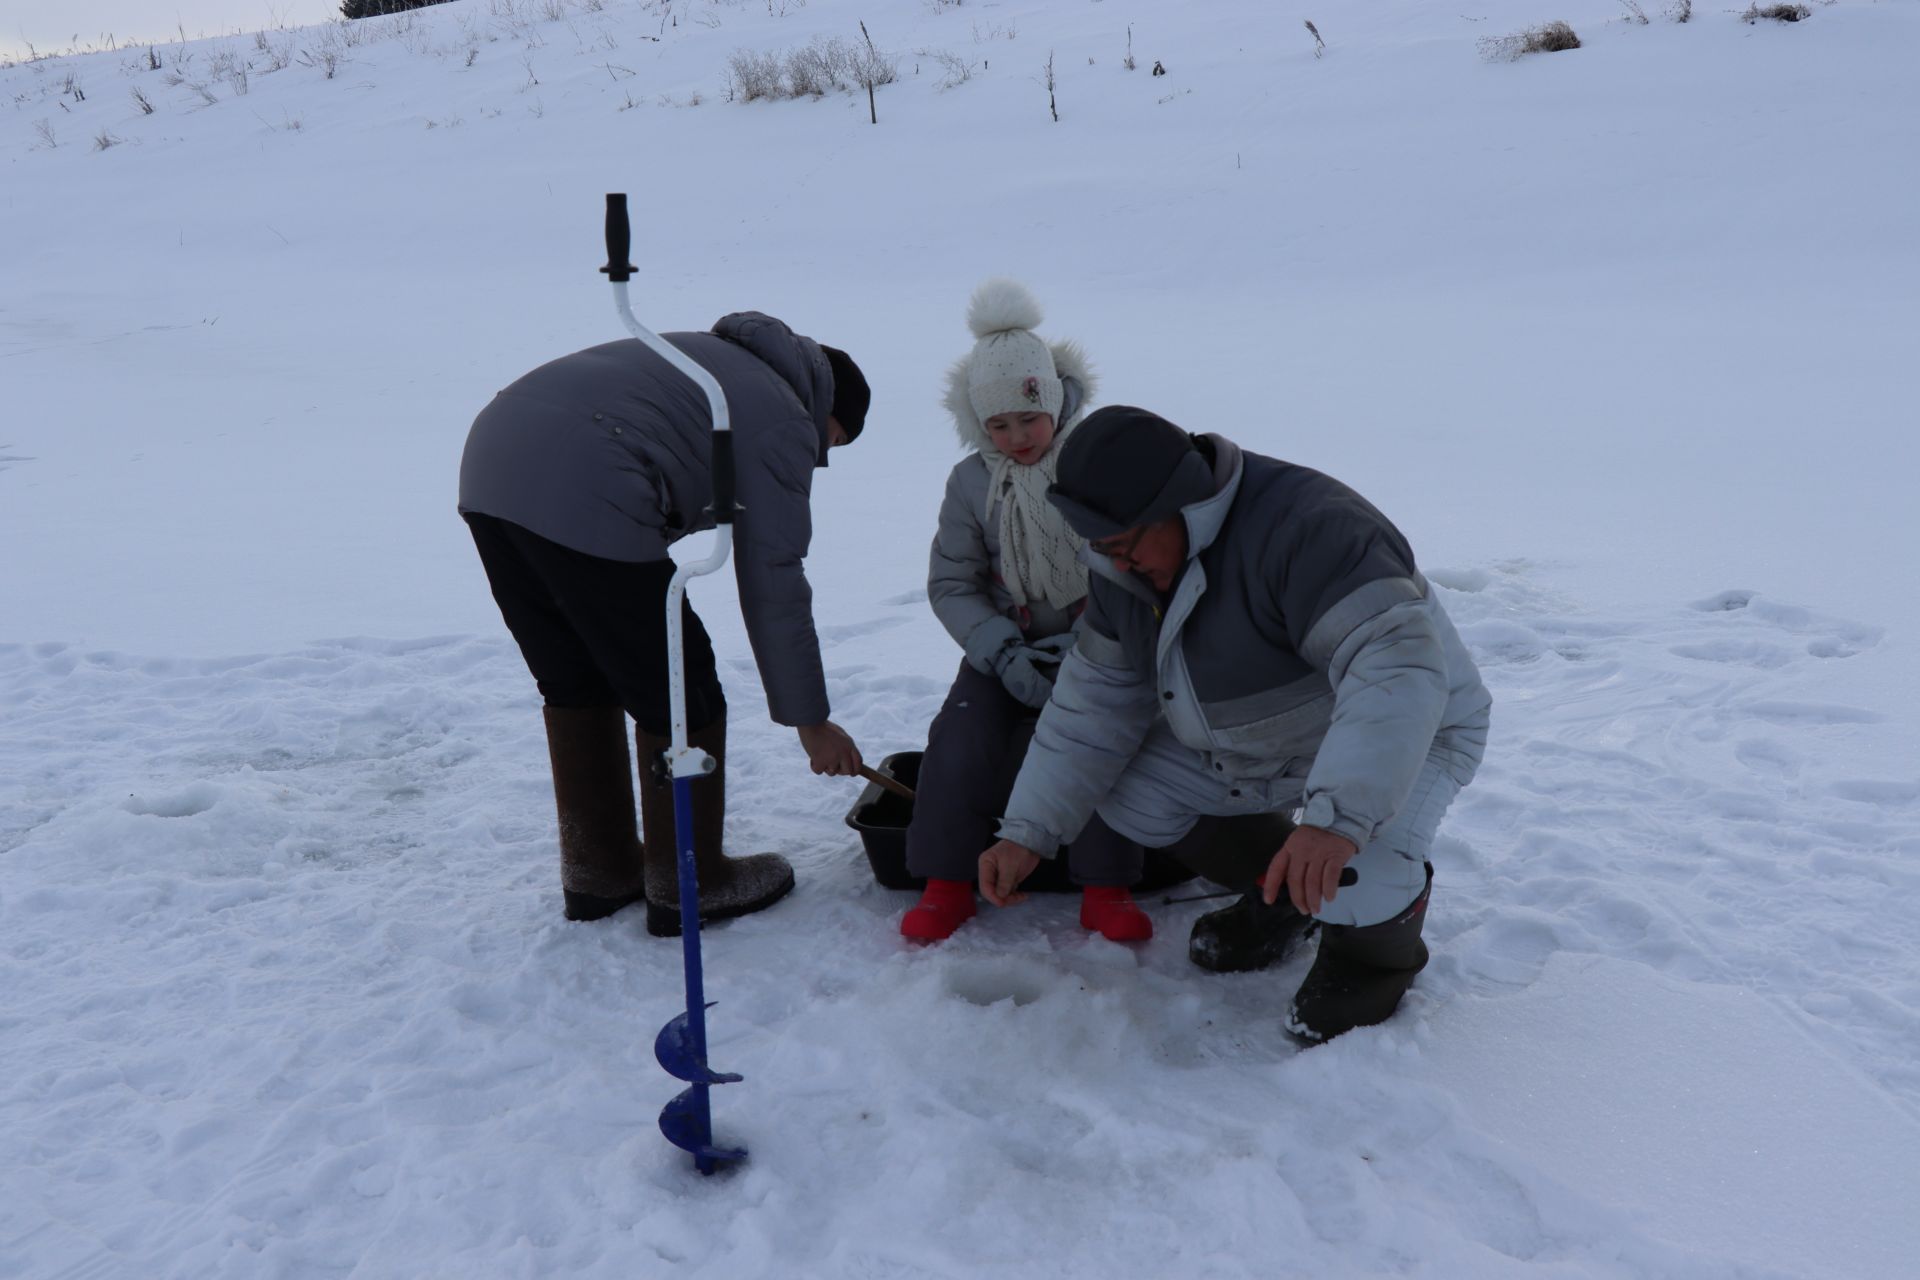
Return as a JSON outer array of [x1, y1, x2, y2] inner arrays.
[[637, 716, 795, 938], [543, 705, 647, 922]]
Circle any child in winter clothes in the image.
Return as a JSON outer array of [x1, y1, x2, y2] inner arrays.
[[900, 279, 1152, 943]]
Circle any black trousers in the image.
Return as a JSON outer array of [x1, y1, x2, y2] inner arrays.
[[465, 513, 725, 736], [905, 661, 1143, 886]]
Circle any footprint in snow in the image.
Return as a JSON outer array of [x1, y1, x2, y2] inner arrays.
[[1680, 589, 1880, 664], [1829, 778, 1920, 808], [1669, 638, 1797, 670], [1740, 700, 1882, 726]]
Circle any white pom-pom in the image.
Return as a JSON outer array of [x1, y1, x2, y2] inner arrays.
[[966, 277, 1044, 338]]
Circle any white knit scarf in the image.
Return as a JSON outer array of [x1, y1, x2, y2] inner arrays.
[[985, 420, 1088, 611]]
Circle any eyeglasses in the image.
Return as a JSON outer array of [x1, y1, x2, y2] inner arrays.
[[1088, 525, 1148, 566]]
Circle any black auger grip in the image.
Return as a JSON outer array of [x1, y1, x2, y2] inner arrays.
[[600, 193, 635, 282]]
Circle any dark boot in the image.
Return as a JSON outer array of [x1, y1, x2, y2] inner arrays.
[[1189, 893, 1313, 973], [1173, 812, 1305, 973], [542, 704, 647, 922], [1287, 867, 1433, 1044], [638, 716, 796, 938]]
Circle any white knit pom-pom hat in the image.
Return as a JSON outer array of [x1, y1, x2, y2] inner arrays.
[[963, 278, 1064, 425]]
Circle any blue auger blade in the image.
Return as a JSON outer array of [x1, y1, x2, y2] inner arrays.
[[660, 1086, 748, 1172], [654, 1006, 744, 1085]]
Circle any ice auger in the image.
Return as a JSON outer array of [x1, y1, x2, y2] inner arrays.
[[599, 193, 746, 1176]]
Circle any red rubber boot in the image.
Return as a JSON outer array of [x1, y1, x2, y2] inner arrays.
[[900, 878, 977, 942], [1081, 885, 1154, 942]]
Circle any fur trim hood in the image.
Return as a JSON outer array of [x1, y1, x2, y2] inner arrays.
[[943, 278, 1098, 456]]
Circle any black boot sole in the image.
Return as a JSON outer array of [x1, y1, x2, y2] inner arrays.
[[645, 873, 796, 938], [564, 888, 646, 922]]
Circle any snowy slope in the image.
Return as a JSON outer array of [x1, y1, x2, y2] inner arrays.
[[4, 1, 1919, 1277]]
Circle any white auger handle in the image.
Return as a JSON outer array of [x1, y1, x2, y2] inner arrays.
[[601, 193, 733, 776]]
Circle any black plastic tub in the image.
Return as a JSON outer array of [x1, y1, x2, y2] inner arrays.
[[845, 751, 1194, 894]]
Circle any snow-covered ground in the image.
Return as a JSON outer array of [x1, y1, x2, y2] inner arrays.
[[4, 1, 1917, 1276]]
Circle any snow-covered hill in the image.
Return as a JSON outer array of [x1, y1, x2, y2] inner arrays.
[[4, 2, 1917, 1276]]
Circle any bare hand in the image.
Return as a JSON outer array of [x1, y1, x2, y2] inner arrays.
[[1260, 825, 1359, 916], [978, 839, 1041, 908], [796, 721, 862, 777]]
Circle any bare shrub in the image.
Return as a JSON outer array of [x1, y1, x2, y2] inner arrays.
[[93, 130, 123, 151], [1669, 0, 1693, 20], [32, 119, 56, 148], [1478, 21, 1581, 61], [1043, 49, 1057, 122], [1743, 3, 1810, 21], [1304, 20, 1325, 58], [729, 35, 894, 106], [786, 38, 850, 96], [926, 49, 976, 89], [165, 73, 223, 107], [131, 86, 156, 114], [852, 23, 899, 100], [299, 48, 343, 78], [727, 49, 784, 101], [1618, 1, 1649, 24]]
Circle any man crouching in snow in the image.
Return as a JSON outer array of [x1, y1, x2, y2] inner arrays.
[[458, 313, 869, 937], [977, 407, 1491, 1042]]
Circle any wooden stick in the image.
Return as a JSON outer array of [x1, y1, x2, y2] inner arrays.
[[858, 764, 916, 802]]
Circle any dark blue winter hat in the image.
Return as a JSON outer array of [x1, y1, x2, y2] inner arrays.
[[821, 345, 869, 441], [1047, 406, 1213, 539]]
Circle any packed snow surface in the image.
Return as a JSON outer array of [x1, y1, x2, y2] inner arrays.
[[4, 1, 1917, 1277]]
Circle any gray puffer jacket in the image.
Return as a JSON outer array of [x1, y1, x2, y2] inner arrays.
[[1000, 434, 1492, 855], [458, 312, 835, 727], [927, 342, 1096, 668]]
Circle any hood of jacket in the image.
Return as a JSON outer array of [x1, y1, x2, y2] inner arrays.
[[713, 311, 836, 464]]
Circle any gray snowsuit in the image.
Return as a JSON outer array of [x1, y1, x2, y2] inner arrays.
[[999, 434, 1491, 926], [458, 312, 835, 727], [906, 366, 1142, 886]]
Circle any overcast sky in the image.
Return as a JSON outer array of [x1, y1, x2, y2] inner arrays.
[[0, 1, 339, 59]]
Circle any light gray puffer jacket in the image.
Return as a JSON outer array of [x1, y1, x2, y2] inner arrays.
[[458, 312, 835, 727], [927, 343, 1096, 669], [1000, 434, 1492, 856]]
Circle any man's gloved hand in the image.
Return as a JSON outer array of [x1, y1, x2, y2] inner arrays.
[[996, 645, 1057, 709]]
